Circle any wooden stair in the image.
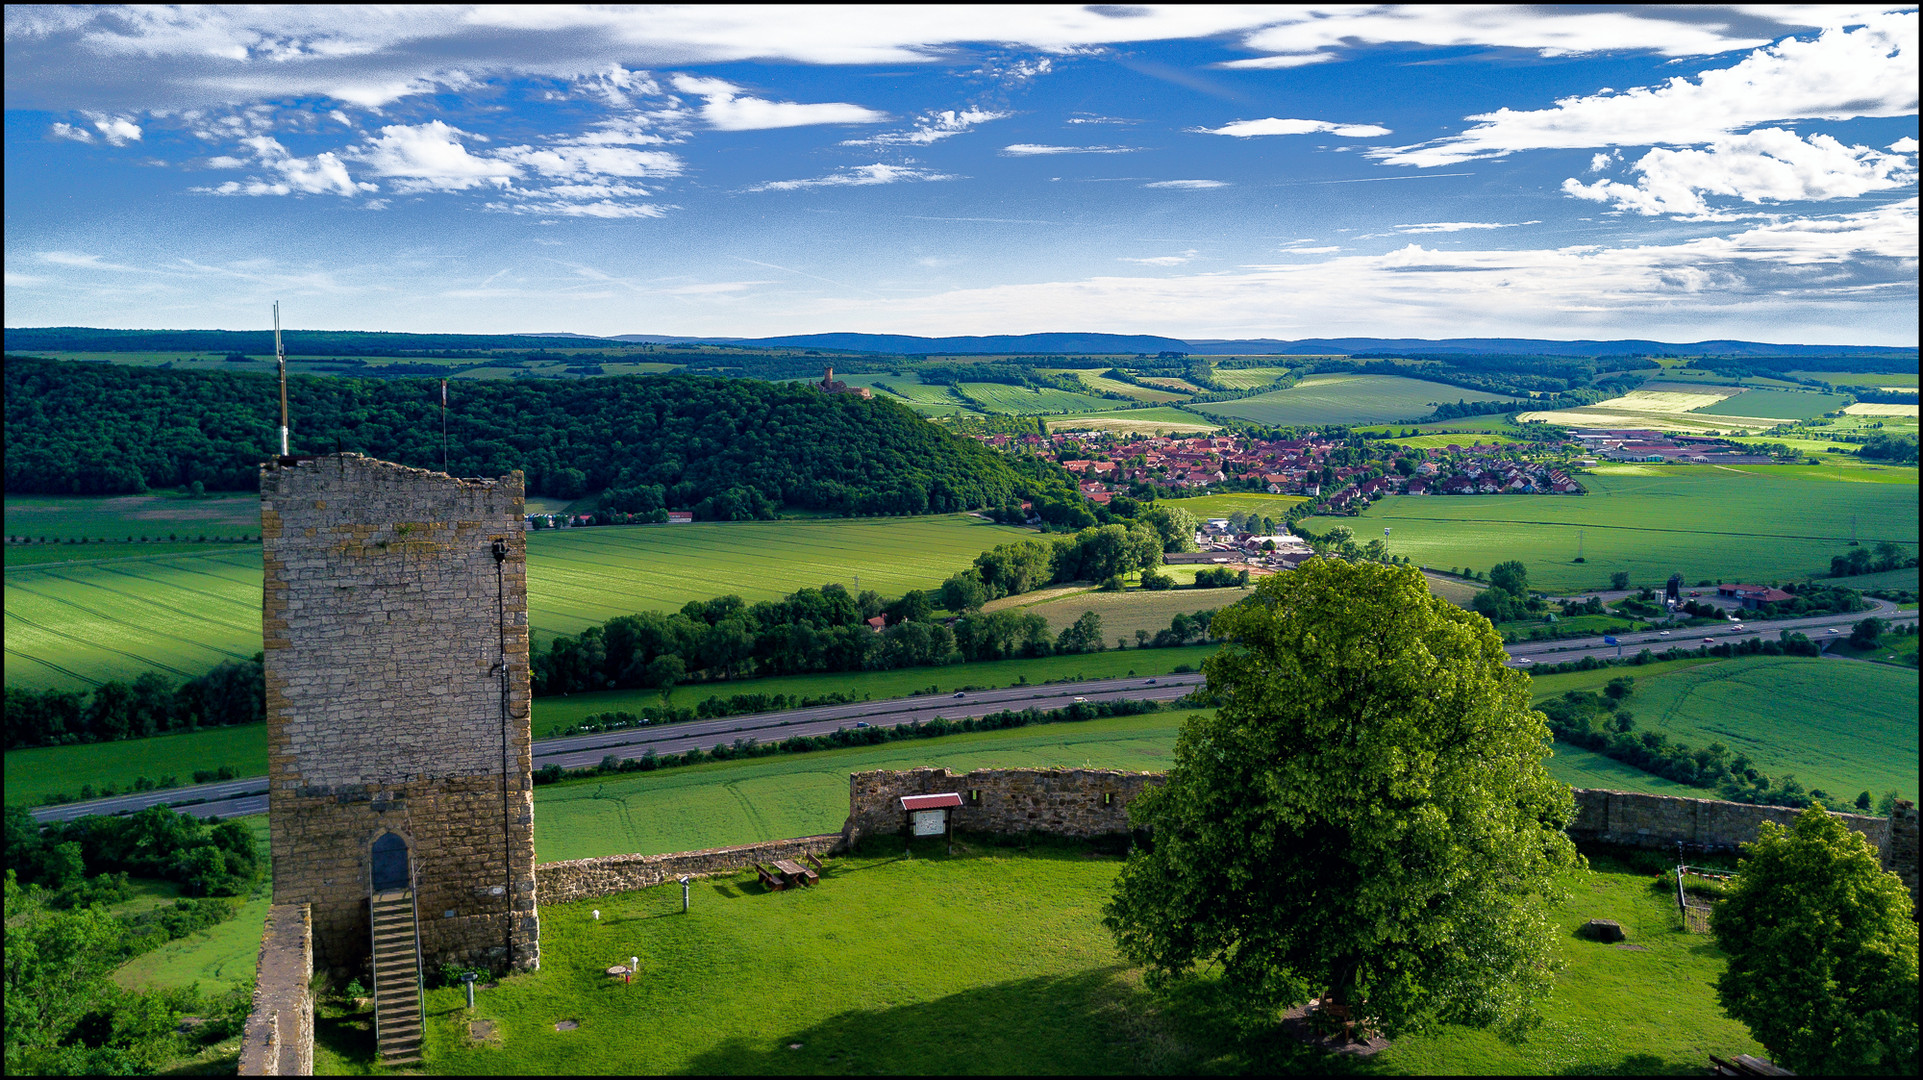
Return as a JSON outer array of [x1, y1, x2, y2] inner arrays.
[[370, 889, 424, 1067]]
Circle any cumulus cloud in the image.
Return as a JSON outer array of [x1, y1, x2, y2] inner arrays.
[[1380, 13, 1918, 167], [50, 113, 142, 144], [1001, 143, 1137, 155], [1145, 179, 1227, 189], [483, 198, 667, 219], [349, 120, 518, 191], [493, 145, 683, 180], [1563, 128, 1919, 217], [669, 74, 885, 131], [198, 135, 371, 197], [50, 122, 93, 142], [1201, 118, 1391, 138], [749, 163, 958, 191]]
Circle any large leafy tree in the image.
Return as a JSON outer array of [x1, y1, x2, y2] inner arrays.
[[1104, 558, 1578, 1038], [1711, 805, 1918, 1075]]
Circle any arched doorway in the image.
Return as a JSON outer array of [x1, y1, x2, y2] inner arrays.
[[371, 833, 410, 892]]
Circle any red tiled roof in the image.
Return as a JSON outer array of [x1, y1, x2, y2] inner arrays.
[[901, 793, 964, 811]]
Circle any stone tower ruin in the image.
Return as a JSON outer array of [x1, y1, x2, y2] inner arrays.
[[261, 453, 539, 987]]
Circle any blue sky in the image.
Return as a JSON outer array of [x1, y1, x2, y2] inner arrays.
[[4, 5, 1917, 344]]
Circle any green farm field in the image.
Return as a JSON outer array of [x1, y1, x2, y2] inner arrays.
[[1192, 373, 1522, 426], [1357, 414, 1539, 439], [1692, 387, 1851, 420], [1153, 492, 1307, 521], [1005, 584, 1251, 639], [1044, 407, 1218, 434], [4, 493, 261, 541], [1305, 464, 1918, 591], [1788, 371, 1919, 388], [114, 894, 272, 996], [1626, 656, 1918, 802], [836, 373, 977, 416], [4, 722, 270, 808], [1206, 365, 1294, 389], [5, 514, 1030, 689], [396, 845, 1758, 1076], [955, 382, 1117, 414], [1052, 369, 1187, 403]]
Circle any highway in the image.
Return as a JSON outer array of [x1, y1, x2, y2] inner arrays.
[[29, 599, 1914, 824]]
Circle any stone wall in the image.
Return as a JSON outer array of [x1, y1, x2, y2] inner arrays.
[[845, 768, 1164, 847], [535, 835, 844, 905], [1888, 799, 1918, 909], [237, 903, 313, 1077], [1568, 788, 1890, 856], [262, 454, 537, 977]]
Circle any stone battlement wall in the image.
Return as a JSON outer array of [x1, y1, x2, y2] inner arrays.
[[262, 454, 537, 976], [1568, 788, 1890, 855], [845, 768, 1164, 847], [236, 903, 313, 1077], [535, 835, 844, 905]]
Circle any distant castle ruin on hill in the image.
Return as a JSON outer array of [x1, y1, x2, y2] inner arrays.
[[815, 366, 872, 398]]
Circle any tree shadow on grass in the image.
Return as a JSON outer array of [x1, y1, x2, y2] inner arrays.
[[1561, 1051, 1689, 1075], [675, 965, 1376, 1076], [313, 1001, 378, 1072]]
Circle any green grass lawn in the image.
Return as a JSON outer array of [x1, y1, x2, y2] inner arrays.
[[1009, 586, 1248, 639], [1304, 464, 1918, 592], [531, 710, 1192, 862], [1192, 374, 1522, 427], [113, 892, 272, 996], [5, 513, 1029, 690], [398, 844, 1758, 1076], [4, 722, 269, 808], [1155, 492, 1309, 520], [1623, 656, 1918, 802]]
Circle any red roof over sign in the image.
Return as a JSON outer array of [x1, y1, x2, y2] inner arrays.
[[901, 793, 963, 811]]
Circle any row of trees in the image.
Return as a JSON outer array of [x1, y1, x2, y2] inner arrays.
[[1833, 542, 1918, 577], [4, 358, 1077, 517], [940, 514, 1199, 610], [3, 655, 264, 751], [5, 805, 262, 900]]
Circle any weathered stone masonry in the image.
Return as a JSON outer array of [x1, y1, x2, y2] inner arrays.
[[236, 903, 313, 1076], [262, 454, 538, 978], [844, 767, 1164, 848]]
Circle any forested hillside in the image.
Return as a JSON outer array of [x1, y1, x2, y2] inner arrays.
[[3, 356, 1067, 514]]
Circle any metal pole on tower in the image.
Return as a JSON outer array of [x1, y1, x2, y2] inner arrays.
[[274, 303, 289, 456], [441, 379, 449, 473]]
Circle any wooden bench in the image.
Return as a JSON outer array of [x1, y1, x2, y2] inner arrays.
[[753, 863, 786, 891], [773, 859, 817, 887]]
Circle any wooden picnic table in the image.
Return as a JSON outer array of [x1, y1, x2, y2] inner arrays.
[[772, 859, 819, 887]]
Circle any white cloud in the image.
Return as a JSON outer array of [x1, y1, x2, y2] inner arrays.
[[1201, 118, 1391, 138], [1892, 136, 1920, 154], [50, 122, 93, 142], [1145, 179, 1227, 189], [37, 251, 134, 270], [196, 135, 370, 197], [205, 154, 245, 168], [1216, 52, 1335, 69], [1588, 151, 1618, 172], [844, 108, 1009, 147], [1381, 13, 1918, 166], [1122, 249, 1199, 266], [350, 120, 517, 191], [749, 163, 958, 192], [1562, 128, 1919, 217], [50, 113, 143, 144], [1001, 143, 1137, 155], [483, 199, 667, 219], [669, 74, 885, 131], [1394, 221, 1539, 233], [493, 145, 683, 179]]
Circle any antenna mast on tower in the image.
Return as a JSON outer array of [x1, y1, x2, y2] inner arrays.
[[274, 303, 289, 457]]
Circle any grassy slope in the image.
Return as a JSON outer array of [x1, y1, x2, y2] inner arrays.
[[1009, 586, 1249, 638], [406, 847, 1756, 1076], [3, 493, 262, 541], [1692, 388, 1851, 419], [113, 893, 273, 996], [1046, 408, 1219, 434], [1303, 464, 1918, 592], [955, 382, 1118, 414], [1156, 492, 1308, 520], [1191, 374, 1520, 426], [1626, 656, 1918, 801], [4, 723, 269, 808]]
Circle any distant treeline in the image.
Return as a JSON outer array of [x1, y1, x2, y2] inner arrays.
[[3, 357, 1081, 515], [4, 656, 264, 751], [1683, 354, 1920, 379]]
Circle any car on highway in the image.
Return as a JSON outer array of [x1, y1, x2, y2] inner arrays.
[[953, 691, 965, 698], [1731, 624, 1744, 631], [1703, 637, 1716, 643], [854, 722, 870, 728], [1073, 696, 1088, 702], [1827, 627, 1841, 634], [1145, 678, 1157, 685], [1603, 636, 1619, 645], [1659, 630, 1670, 636], [1514, 657, 1533, 665]]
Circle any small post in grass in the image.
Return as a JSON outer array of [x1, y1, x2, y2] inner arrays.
[[460, 971, 477, 1010], [679, 875, 691, 914]]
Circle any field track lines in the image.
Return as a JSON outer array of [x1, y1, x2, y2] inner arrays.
[[2, 646, 105, 687], [17, 570, 260, 638], [721, 782, 772, 837], [2, 609, 204, 678]]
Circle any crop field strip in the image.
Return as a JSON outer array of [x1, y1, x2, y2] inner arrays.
[[955, 382, 1119, 414], [4, 493, 262, 540], [1044, 406, 1218, 434], [1060, 370, 1188, 402], [1790, 370, 1919, 387], [1691, 387, 1851, 419], [1206, 366, 1294, 390], [1191, 373, 1523, 426]]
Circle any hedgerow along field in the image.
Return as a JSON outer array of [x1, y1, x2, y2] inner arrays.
[[3, 512, 1031, 689], [1190, 373, 1523, 426], [1303, 463, 1918, 592], [1054, 369, 1189, 403], [402, 844, 1759, 1076]]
